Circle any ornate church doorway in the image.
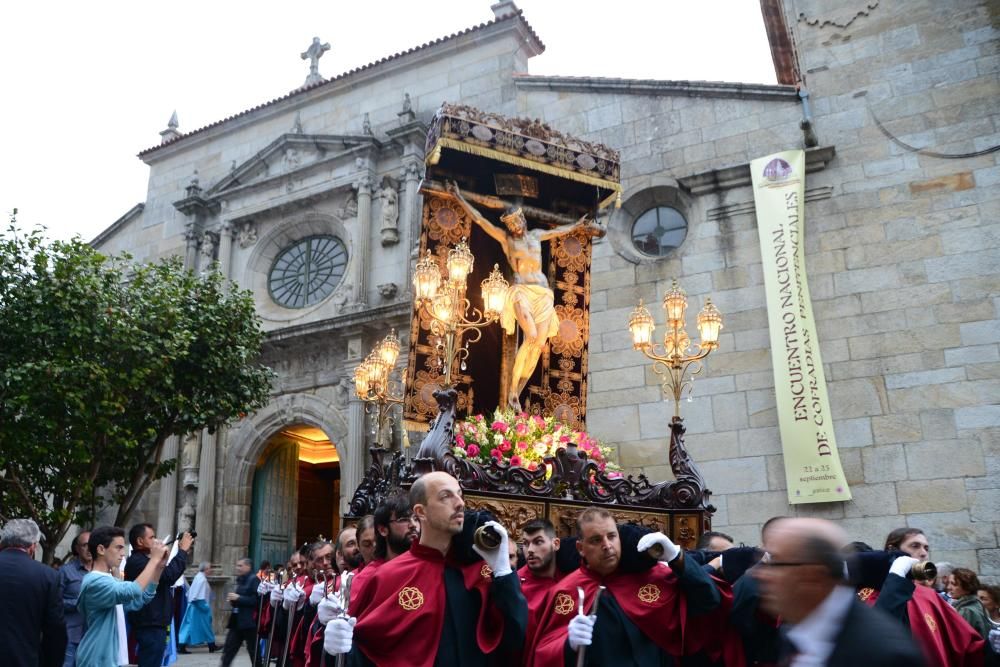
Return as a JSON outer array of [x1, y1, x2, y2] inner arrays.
[[249, 425, 340, 568]]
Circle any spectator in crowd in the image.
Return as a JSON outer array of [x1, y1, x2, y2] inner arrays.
[[695, 530, 734, 552], [77, 526, 168, 667], [220, 558, 259, 667], [178, 561, 217, 653], [60, 530, 93, 667], [949, 568, 993, 640], [123, 524, 193, 667], [936, 562, 956, 600], [978, 584, 1000, 626], [0, 518, 67, 667], [754, 517, 925, 665], [884, 527, 930, 561]]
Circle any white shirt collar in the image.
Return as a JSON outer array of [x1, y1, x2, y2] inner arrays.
[[786, 585, 855, 667]]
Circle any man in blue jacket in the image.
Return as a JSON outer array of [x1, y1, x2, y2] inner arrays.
[[124, 523, 193, 667]]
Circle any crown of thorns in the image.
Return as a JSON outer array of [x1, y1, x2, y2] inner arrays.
[[500, 207, 524, 223]]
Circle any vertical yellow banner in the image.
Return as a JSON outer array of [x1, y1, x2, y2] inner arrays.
[[751, 150, 851, 504]]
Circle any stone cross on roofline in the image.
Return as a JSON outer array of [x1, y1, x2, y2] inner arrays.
[[300, 37, 331, 88]]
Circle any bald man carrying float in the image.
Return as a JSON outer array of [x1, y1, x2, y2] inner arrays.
[[323, 471, 528, 666]]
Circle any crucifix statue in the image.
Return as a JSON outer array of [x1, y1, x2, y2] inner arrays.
[[300, 37, 331, 87], [447, 181, 601, 410]]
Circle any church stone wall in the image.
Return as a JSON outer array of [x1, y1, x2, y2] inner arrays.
[[517, 0, 998, 574]]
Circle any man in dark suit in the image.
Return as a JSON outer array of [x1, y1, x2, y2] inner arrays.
[[123, 523, 193, 667], [0, 518, 68, 667], [754, 517, 926, 667], [220, 557, 260, 667]]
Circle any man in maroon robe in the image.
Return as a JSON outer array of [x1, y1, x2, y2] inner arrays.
[[518, 518, 564, 627], [528, 507, 723, 666], [323, 471, 527, 666]]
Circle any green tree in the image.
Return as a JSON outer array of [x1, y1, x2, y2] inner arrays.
[[0, 221, 273, 562]]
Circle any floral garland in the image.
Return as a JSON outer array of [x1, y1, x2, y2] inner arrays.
[[451, 409, 621, 474]]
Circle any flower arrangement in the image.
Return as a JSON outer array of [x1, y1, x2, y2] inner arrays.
[[451, 409, 621, 475]]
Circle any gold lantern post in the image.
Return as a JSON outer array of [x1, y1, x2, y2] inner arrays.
[[412, 239, 509, 389], [627, 279, 723, 418], [355, 330, 406, 448]]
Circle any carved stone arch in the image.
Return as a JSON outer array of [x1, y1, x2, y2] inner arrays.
[[242, 209, 354, 323], [217, 391, 349, 569]]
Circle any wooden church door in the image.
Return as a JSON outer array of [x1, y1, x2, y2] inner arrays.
[[250, 440, 299, 569]]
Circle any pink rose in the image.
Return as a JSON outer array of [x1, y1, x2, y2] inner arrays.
[[510, 455, 522, 467], [490, 448, 500, 459], [533, 415, 545, 427], [559, 435, 570, 443], [515, 422, 529, 436], [466, 444, 480, 457], [500, 441, 512, 453], [516, 440, 528, 451], [455, 434, 466, 448], [527, 462, 538, 471], [491, 421, 509, 433]]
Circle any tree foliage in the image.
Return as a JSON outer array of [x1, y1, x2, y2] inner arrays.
[[0, 221, 273, 561]]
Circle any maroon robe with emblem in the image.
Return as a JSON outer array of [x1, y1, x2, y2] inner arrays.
[[350, 542, 504, 667]]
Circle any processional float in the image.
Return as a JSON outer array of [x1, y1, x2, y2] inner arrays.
[[346, 104, 716, 545]]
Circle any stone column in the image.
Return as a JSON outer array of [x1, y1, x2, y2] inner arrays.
[[342, 391, 367, 518], [184, 226, 199, 270], [194, 428, 217, 564], [217, 220, 233, 280], [352, 173, 373, 308], [400, 158, 422, 280], [155, 436, 180, 538]]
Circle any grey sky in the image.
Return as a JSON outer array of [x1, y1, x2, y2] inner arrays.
[[0, 1, 776, 243]]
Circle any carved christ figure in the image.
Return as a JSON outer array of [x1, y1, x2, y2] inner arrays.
[[447, 181, 598, 409]]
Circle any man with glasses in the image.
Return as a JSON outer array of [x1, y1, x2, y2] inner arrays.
[[59, 530, 93, 667], [753, 517, 924, 666]]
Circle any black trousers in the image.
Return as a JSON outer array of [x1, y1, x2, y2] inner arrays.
[[220, 626, 256, 667]]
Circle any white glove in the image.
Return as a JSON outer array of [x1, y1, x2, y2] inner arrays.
[[567, 613, 596, 651], [636, 531, 681, 562], [283, 583, 304, 610], [317, 595, 344, 625], [309, 583, 326, 606], [323, 616, 356, 655], [988, 627, 1000, 654], [270, 586, 284, 607], [471, 520, 513, 578], [889, 556, 920, 578], [257, 581, 271, 596]]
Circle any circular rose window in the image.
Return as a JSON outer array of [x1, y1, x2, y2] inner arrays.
[[630, 206, 687, 257], [268, 236, 348, 308]]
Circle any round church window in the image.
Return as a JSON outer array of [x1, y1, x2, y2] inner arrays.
[[268, 236, 348, 308], [630, 206, 687, 257]]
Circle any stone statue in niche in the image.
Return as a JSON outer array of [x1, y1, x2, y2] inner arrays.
[[283, 147, 301, 172], [199, 232, 217, 264], [237, 222, 258, 249], [339, 192, 358, 219], [379, 184, 399, 245]]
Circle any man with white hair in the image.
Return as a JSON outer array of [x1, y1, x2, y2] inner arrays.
[[0, 518, 68, 667]]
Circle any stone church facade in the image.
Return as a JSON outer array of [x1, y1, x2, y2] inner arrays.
[[93, 0, 998, 582]]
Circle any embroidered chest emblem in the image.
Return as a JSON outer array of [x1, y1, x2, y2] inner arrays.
[[924, 613, 937, 633], [856, 587, 875, 603], [554, 592, 575, 615], [638, 583, 661, 604], [480, 563, 493, 579], [398, 586, 424, 611]]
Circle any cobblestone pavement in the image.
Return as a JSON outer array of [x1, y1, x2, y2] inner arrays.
[[174, 646, 250, 667]]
